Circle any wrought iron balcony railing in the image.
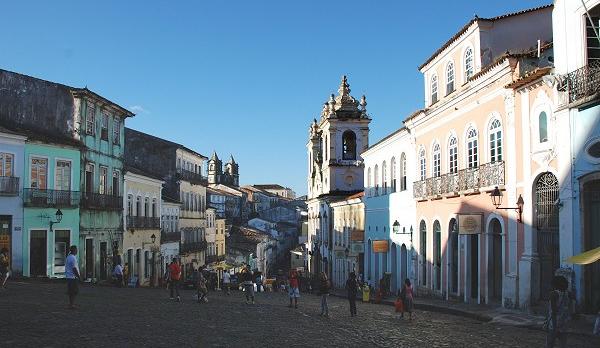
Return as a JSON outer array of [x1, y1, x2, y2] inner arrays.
[[413, 161, 504, 200], [126, 216, 160, 229], [180, 240, 208, 254], [0, 176, 19, 196], [176, 168, 207, 185], [81, 192, 123, 210], [161, 231, 181, 243], [23, 188, 81, 207], [559, 60, 600, 105]]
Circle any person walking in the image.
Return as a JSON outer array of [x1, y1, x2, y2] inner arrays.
[[0, 248, 10, 289], [65, 245, 81, 309], [288, 269, 300, 308], [112, 261, 124, 287], [345, 272, 359, 317], [318, 272, 330, 318], [168, 258, 182, 302], [400, 278, 414, 320], [222, 271, 231, 295], [240, 267, 255, 304], [545, 275, 574, 348], [196, 269, 209, 303]]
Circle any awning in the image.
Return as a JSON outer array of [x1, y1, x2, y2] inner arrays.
[[565, 246, 600, 265]]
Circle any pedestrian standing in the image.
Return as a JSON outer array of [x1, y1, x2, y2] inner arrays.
[[112, 261, 124, 287], [400, 278, 414, 320], [123, 263, 130, 287], [240, 267, 255, 304], [288, 270, 300, 309], [0, 248, 10, 289], [196, 269, 208, 303], [65, 245, 81, 309], [345, 272, 359, 317], [318, 272, 330, 318], [222, 271, 231, 295], [168, 258, 182, 302], [164, 262, 171, 289], [545, 275, 574, 348]]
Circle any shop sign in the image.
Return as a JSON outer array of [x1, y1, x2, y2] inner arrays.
[[458, 214, 483, 234], [350, 242, 364, 254], [351, 229, 364, 241], [372, 240, 389, 253]]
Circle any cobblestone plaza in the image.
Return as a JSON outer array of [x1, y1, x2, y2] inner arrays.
[[0, 281, 595, 347]]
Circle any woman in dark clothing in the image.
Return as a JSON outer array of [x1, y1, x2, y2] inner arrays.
[[345, 272, 359, 317], [318, 272, 330, 317]]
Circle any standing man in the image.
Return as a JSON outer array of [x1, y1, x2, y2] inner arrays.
[[65, 245, 81, 309], [240, 267, 255, 304], [222, 271, 231, 295], [0, 248, 10, 289], [112, 261, 124, 287], [168, 258, 181, 302], [288, 269, 300, 309]]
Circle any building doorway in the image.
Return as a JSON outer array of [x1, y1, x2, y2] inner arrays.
[[420, 220, 427, 287], [53, 230, 70, 276], [0, 216, 11, 268], [534, 172, 559, 300], [100, 242, 107, 280], [449, 219, 459, 294], [400, 244, 408, 285], [30, 230, 47, 277], [433, 220, 441, 291], [469, 234, 479, 300], [582, 177, 600, 310], [85, 238, 94, 279], [487, 218, 503, 302]]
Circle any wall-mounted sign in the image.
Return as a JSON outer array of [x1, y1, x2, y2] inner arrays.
[[351, 229, 364, 241], [350, 242, 364, 254], [372, 240, 389, 253], [458, 214, 483, 234]]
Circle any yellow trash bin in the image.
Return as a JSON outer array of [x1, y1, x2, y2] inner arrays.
[[362, 284, 370, 303]]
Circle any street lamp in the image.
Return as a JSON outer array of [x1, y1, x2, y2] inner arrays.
[[49, 209, 63, 231], [490, 186, 525, 223], [392, 220, 413, 243], [142, 233, 157, 248], [392, 220, 400, 234]]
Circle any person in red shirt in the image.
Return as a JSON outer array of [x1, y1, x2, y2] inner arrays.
[[288, 270, 300, 309], [168, 258, 182, 302]]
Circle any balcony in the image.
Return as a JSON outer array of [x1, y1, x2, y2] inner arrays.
[[176, 168, 207, 185], [559, 60, 600, 105], [413, 161, 504, 200], [161, 231, 181, 243], [0, 176, 19, 196], [126, 216, 160, 229], [180, 240, 208, 254], [205, 255, 225, 263], [23, 188, 81, 207], [81, 192, 123, 210]]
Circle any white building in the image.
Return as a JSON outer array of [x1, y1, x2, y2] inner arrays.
[[330, 192, 364, 288], [362, 127, 417, 293], [306, 76, 371, 276]]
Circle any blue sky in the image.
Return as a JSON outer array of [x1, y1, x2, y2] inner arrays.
[[1, 0, 549, 195]]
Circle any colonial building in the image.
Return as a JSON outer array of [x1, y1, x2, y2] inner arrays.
[[160, 196, 181, 281], [125, 128, 208, 278], [207, 152, 239, 187], [362, 127, 416, 293], [330, 191, 364, 288], [252, 184, 296, 199], [405, 5, 553, 307], [306, 76, 371, 277], [215, 218, 226, 261], [205, 208, 218, 264], [0, 128, 25, 276], [123, 168, 163, 287]]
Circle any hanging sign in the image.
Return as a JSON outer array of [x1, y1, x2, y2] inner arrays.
[[458, 214, 483, 234]]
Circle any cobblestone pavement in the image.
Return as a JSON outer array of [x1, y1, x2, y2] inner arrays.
[[0, 281, 597, 348]]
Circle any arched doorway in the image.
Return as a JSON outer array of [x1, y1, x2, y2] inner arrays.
[[449, 219, 459, 294], [401, 244, 408, 285], [433, 220, 442, 291], [367, 239, 372, 283], [534, 172, 559, 299], [582, 177, 600, 310], [419, 220, 427, 287], [391, 243, 398, 294], [487, 218, 503, 302]]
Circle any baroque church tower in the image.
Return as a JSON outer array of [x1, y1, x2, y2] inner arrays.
[[207, 151, 223, 185]]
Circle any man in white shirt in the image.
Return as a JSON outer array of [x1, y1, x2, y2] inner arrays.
[[113, 262, 124, 287], [65, 245, 81, 309], [222, 271, 231, 295]]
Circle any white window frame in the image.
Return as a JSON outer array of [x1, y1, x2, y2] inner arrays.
[[446, 62, 455, 95], [466, 128, 479, 169], [432, 143, 441, 177], [489, 118, 503, 163]]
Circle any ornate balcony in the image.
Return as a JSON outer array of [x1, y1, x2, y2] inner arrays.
[[559, 60, 600, 105], [180, 240, 207, 254], [126, 216, 160, 229], [23, 188, 80, 207], [81, 192, 123, 210], [176, 168, 207, 185], [413, 161, 504, 200], [0, 176, 19, 196], [161, 231, 181, 243], [205, 255, 225, 263]]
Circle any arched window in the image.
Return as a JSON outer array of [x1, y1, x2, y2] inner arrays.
[[449, 136, 458, 174], [433, 143, 441, 177], [419, 148, 426, 181], [127, 194, 133, 217], [489, 119, 503, 162], [342, 131, 357, 160], [539, 112, 548, 143], [324, 136, 328, 161], [466, 128, 478, 168], [464, 48, 474, 81], [400, 153, 407, 191], [144, 197, 149, 217], [382, 161, 388, 193], [367, 167, 372, 196], [136, 196, 141, 216], [374, 164, 379, 195], [431, 75, 438, 104], [391, 157, 397, 193], [446, 62, 455, 95]]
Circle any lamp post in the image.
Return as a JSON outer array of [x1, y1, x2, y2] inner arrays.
[[49, 209, 63, 232], [392, 220, 413, 243], [490, 186, 524, 223]]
